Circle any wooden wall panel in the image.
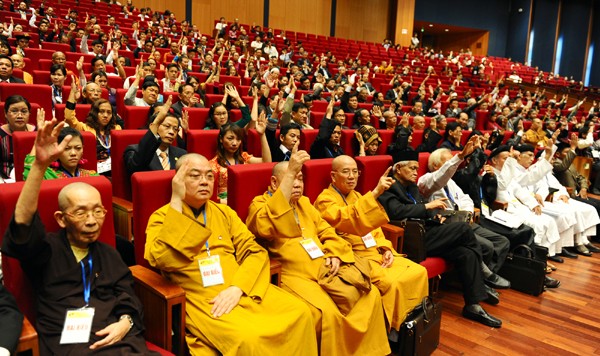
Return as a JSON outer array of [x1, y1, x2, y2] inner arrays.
[[336, 0, 390, 43], [191, 0, 263, 36], [429, 31, 489, 57], [269, 0, 332, 36], [132, 0, 186, 23], [395, 0, 415, 47]]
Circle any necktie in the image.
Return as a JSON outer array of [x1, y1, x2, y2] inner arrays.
[[444, 186, 458, 210], [159, 152, 169, 170], [284, 151, 291, 161]]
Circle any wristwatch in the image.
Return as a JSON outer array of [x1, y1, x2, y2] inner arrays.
[[119, 314, 134, 331]]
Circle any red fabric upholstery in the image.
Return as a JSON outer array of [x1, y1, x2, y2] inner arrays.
[[420, 257, 449, 279], [186, 108, 210, 130], [377, 129, 394, 155], [111, 130, 147, 200], [131, 170, 176, 268], [418, 152, 431, 177], [0, 102, 40, 124], [146, 341, 174, 356], [187, 130, 219, 159], [340, 129, 356, 156], [227, 163, 277, 221], [245, 129, 264, 157], [123, 106, 151, 129], [54, 104, 91, 123], [302, 158, 334, 203], [410, 129, 424, 149], [23, 48, 55, 67], [12, 131, 98, 181], [0, 84, 53, 115], [300, 129, 318, 152], [0, 176, 115, 320], [355, 155, 393, 195]]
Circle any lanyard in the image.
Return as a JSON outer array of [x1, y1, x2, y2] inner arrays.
[[406, 191, 417, 204], [202, 209, 211, 256], [332, 185, 348, 205], [444, 186, 458, 210], [80, 257, 93, 306]]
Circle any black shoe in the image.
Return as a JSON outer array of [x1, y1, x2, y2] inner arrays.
[[462, 304, 502, 328], [485, 273, 511, 289], [483, 285, 500, 305], [586, 243, 600, 253], [544, 276, 560, 288], [559, 248, 578, 259], [548, 255, 564, 263], [575, 245, 592, 257]]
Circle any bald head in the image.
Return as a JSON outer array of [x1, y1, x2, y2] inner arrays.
[[332, 155, 355, 171], [176, 153, 208, 170], [58, 182, 101, 211], [272, 161, 289, 181]]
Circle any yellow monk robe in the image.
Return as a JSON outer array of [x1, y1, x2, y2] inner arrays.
[[145, 201, 317, 356], [246, 189, 391, 356], [314, 185, 429, 331]]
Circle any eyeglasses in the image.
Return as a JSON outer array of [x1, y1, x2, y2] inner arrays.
[[8, 109, 29, 116], [335, 169, 361, 177], [64, 207, 107, 221]]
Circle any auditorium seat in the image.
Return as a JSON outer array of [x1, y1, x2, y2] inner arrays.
[[302, 158, 334, 202], [12, 131, 97, 181], [0, 84, 53, 115]]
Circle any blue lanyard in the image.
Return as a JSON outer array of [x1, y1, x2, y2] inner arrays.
[[202, 209, 211, 257], [444, 186, 458, 210], [267, 190, 273, 197], [332, 185, 348, 205], [80, 257, 93, 306], [406, 191, 417, 204]]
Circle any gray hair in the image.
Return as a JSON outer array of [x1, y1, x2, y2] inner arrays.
[[428, 148, 451, 172]]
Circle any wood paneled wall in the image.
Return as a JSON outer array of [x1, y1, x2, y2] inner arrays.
[[395, 0, 416, 47], [132, 0, 186, 23], [336, 0, 390, 43], [430, 32, 489, 57], [191, 0, 263, 36], [269, 0, 332, 37]]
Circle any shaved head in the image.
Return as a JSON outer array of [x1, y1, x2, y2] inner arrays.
[[332, 155, 355, 171], [58, 182, 100, 211], [176, 153, 208, 170], [272, 161, 289, 181]]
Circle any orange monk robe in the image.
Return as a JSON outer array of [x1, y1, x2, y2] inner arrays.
[[145, 201, 317, 356], [315, 185, 429, 331], [246, 189, 391, 356]]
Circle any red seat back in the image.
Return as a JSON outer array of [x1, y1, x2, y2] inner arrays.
[[355, 155, 393, 195], [123, 106, 151, 129], [302, 158, 334, 202], [418, 152, 431, 177], [0, 176, 115, 320], [186, 108, 210, 130], [227, 163, 276, 221], [300, 129, 318, 152], [378, 129, 394, 155], [54, 104, 91, 123], [12, 131, 98, 181], [0, 83, 53, 115], [111, 130, 147, 200], [132, 170, 176, 268], [187, 130, 219, 159]]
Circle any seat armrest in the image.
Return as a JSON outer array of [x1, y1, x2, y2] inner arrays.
[[113, 197, 134, 241], [587, 192, 600, 200], [473, 208, 480, 224], [17, 316, 39, 356], [270, 259, 282, 286], [130, 265, 186, 355], [381, 223, 404, 251]]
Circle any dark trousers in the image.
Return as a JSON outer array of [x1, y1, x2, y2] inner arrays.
[[424, 222, 487, 305], [572, 195, 600, 237], [472, 223, 510, 273]]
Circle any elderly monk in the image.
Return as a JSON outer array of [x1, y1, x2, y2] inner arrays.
[[314, 155, 429, 335], [2, 117, 158, 355], [246, 144, 391, 356], [145, 153, 317, 356]]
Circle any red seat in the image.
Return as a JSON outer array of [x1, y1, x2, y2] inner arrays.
[[227, 163, 277, 221], [23, 48, 55, 66], [378, 129, 394, 155], [0, 102, 40, 125], [111, 130, 147, 200], [0, 83, 53, 115], [187, 129, 219, 159], [418, 152, 431, 177], [300, 129, 318, 152], [54, 103, 91, 122], [355, 155, 393, 194], [340, 129, 356, 156], [123, 106, 151, 129], [12, 131, 97, 181], [41, 42, 72, 52], [186, 108, 210, 130], [301, 158, 334, 202]]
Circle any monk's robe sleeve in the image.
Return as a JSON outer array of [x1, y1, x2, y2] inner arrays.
[[145, 205, 210, 272], [246, 190, 304, 240], [223, 205, 270, 300], [315, 189, 389, 237]]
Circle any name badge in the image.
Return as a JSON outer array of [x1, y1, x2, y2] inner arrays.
[[481, 201, 490, 217], [97, 157, 112, 174], [361, 232, 377, 248], [300, 238, 325, 259], [59, 307, 95, 344], [198, 255, 225, 287]]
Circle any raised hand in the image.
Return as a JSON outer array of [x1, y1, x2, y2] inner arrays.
[[170, 158, 191, 211], [255, 111, 267, 135], [34, 113, 71, 167], [372, 166, 394, 198]]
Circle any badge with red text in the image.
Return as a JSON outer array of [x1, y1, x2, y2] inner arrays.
[[300, 238, 325, 259], [59, 307, 95, 344], [361, 232, 377, 248], [198, 255, 225, 287]]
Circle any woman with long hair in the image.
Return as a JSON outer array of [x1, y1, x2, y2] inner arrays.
[[204, 85, 251, 130], [0, 95, 36, 182], [50, 64, 67, 111], [64, 78, 121, 165], [209, 113, 271, 201]]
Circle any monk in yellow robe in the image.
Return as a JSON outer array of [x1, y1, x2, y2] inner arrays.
[[246, 147, 391, 356], [145, 153, 317, 356], [314, 155, 429, 334]]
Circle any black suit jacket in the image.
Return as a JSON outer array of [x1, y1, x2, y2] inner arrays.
[[2, 76, 25, 83], [0, 284, 23, 354], [171, 101, 203, 118], [377, 179, 435, 221], [123, 129, 187, 176], [266, 127, 290, 162]]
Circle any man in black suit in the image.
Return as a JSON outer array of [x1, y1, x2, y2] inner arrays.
[[266, 121, 302, 162], [171, 83, 204, 118], [378, 150, 502, 328], [124, 106, 187, 175], [0, 284, 23, 355], [0, 55, 25, 83]]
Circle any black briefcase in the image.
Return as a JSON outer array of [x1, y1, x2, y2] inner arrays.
[[393, 297, 441, 356], [498, 244, 545, 296], [390, 219, 427, 263]]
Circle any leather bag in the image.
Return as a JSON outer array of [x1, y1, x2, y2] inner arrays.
[[393, 296, 442, 356], [498, 244, 545, 296]]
